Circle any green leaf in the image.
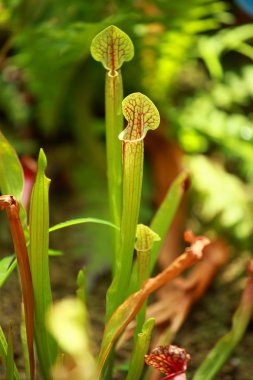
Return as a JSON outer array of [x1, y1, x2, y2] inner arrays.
[[48, 248, 63, 256], [0, 217, 116, 288], [0, 131, 27, 228], [76, 267, 86, 304], [193, 274, 253, 380], [49, 217, 119, 232], [29, 149, 56, 380], [20, 306, 31, 380], [134, 225, 159, 337], [0, 256, 16, 287], [0, 131, 24, 200], [149, 171, 189, 272], [0, 326, 22, 380], [90, 25, 134, 73]]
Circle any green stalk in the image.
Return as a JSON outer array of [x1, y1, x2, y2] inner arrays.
[[135, 225, 160, 339], [76, 267, 86, 305], [106, 92, 160, 320], [105, 70, 123, 238], [6, 324, 14, 380], [193, 267, 253, 380], [126, 318, 155, 380], [20, 305, 30, 380], [91, 25, 134, 267]]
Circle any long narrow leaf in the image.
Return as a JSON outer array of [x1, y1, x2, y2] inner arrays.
[[20, 305, 31, 380], [149, 171, 189, 271], [0, 326, 21, 380], [49, 217, 119, 232], [193, 270, 253, 380], [0, 218, 117, 287], [29, 149, 56, 379]]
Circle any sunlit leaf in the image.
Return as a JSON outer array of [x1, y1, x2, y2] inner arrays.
[[46, 298, 98, 380]]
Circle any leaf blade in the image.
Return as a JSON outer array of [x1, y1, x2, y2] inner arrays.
[[49, 217, 119, 232], [0, 326, 22, 380], [29, 149, 56, 379], [150, 171, 189, 271]]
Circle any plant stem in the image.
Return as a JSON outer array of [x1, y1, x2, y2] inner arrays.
[[135, 225, 160, 339], [126, 318, 155, 380], [106, 139, 144, 321], [106, 92, 160, 321], [105, 70, 123, 263], [0, 196, 35, 380]]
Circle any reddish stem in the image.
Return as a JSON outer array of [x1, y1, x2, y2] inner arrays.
[[0, 195, 35, 380]]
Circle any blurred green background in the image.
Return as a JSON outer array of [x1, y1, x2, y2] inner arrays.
[[1, 0, 253, 276]]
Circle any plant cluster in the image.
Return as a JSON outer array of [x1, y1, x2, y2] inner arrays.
[[0, 24, 253, 380]]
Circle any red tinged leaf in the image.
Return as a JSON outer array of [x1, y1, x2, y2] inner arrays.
[[20, 156, 37, 211], [98, 232, 209, 373], [0, 195, 35, 380], [145, 344, 190, 379]]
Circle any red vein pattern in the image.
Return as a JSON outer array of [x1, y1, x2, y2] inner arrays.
[[145, 344, 191, 379], [91, 25, 134, 73], [120, 92, 160, 141]]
